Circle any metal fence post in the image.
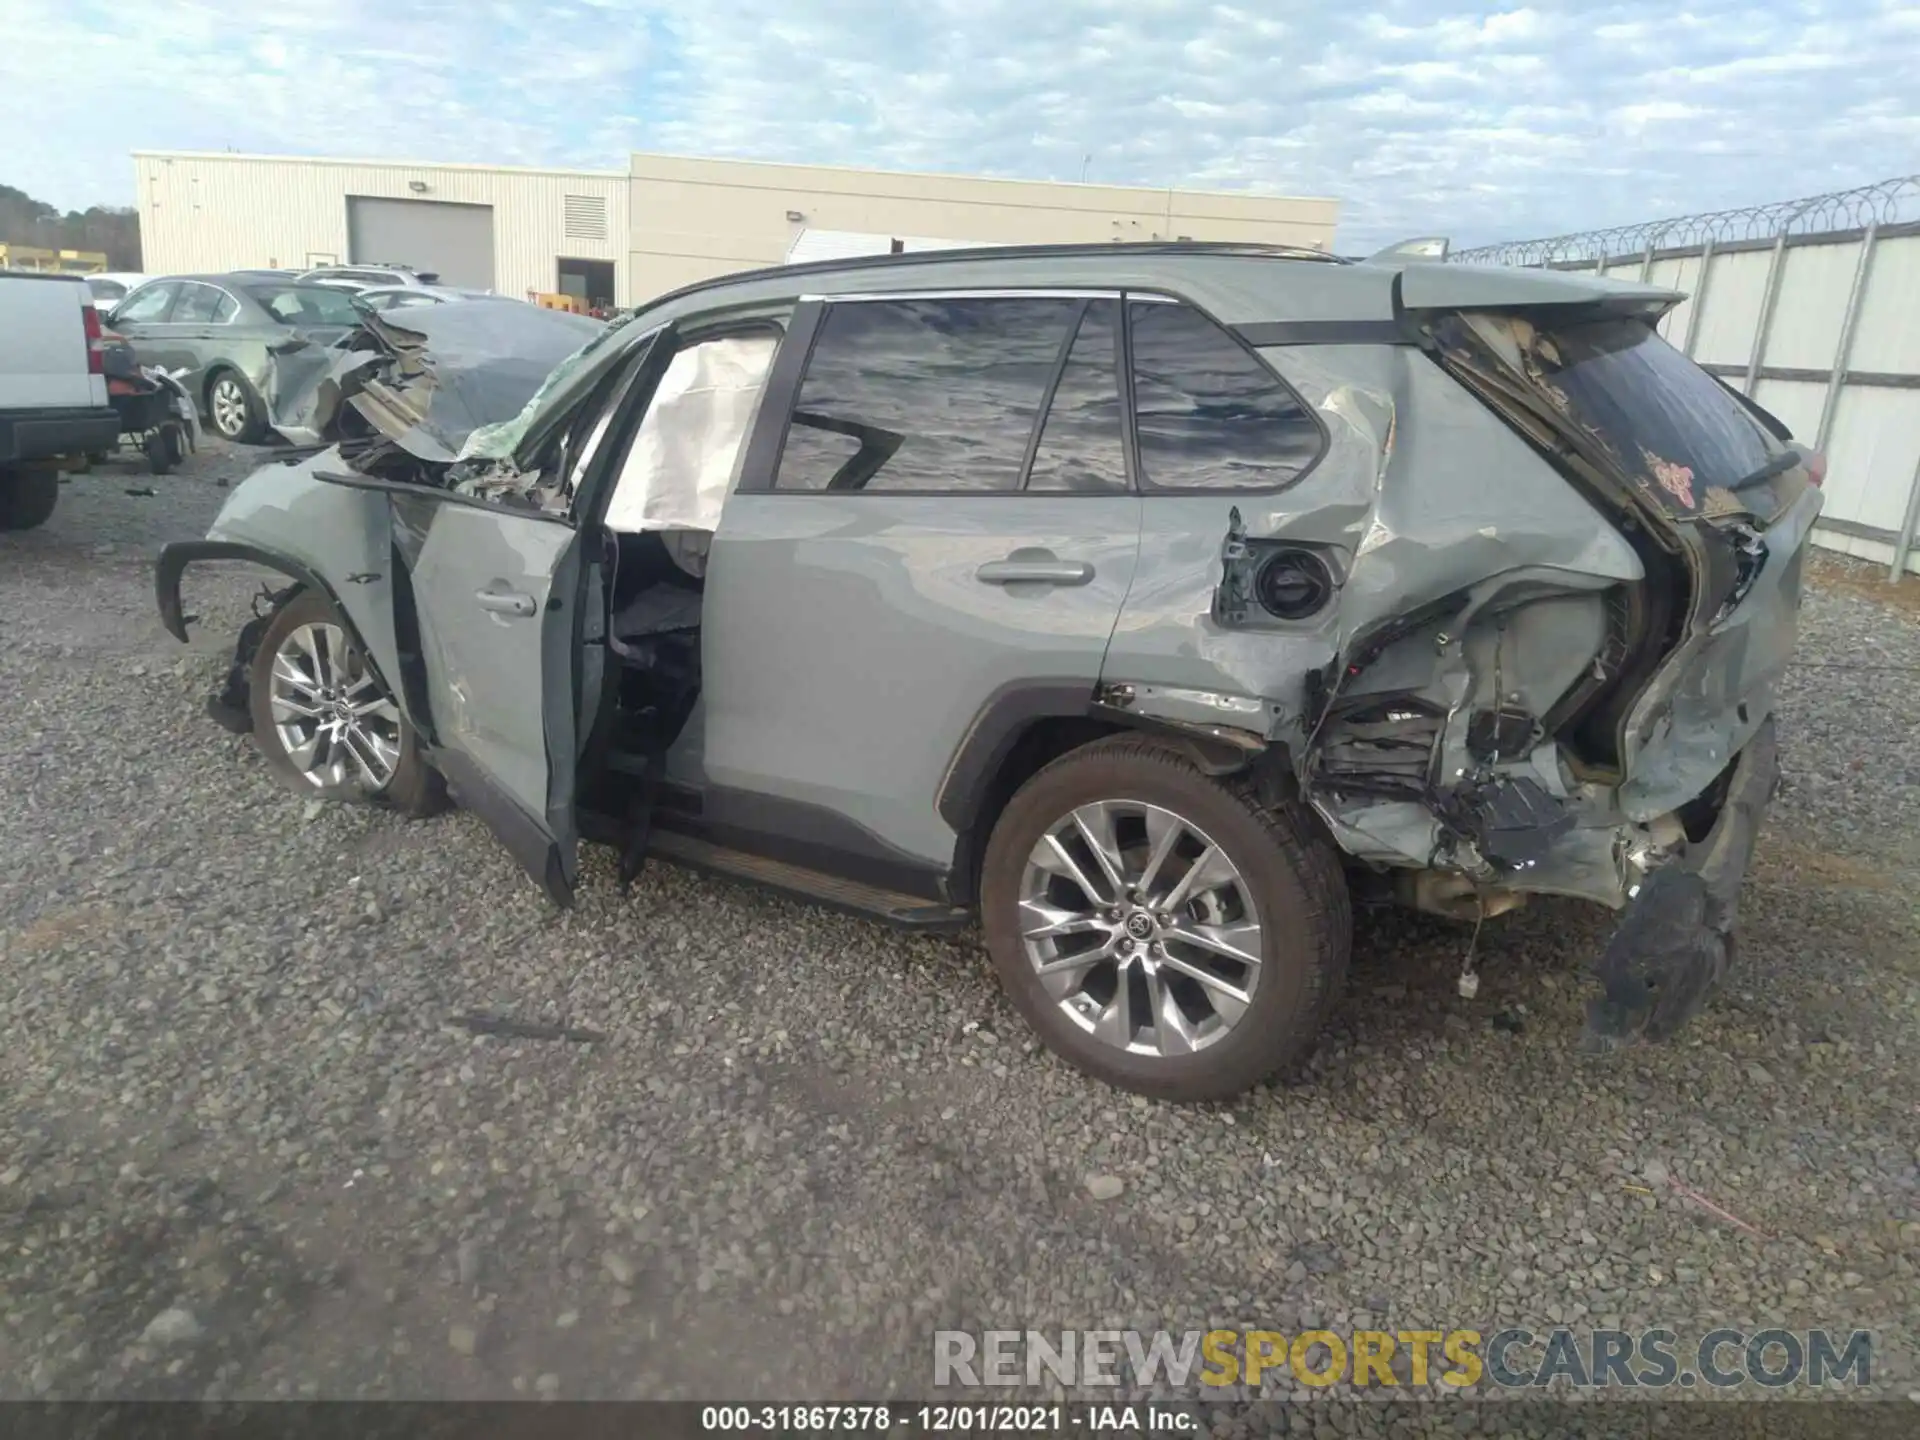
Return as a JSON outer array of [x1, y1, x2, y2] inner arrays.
[[1744, 232, 1791, 394], [1890, 451, 1920, 582], [1744, 198, 1818, 393], [1682, 240, 1713, 358], [1816, 223, 1878, 454], [1638, 242, 1656, 282]]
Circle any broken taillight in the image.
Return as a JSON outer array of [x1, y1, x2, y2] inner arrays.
[[81, 303, 105, 375], [1804, 449, 1826, 488]]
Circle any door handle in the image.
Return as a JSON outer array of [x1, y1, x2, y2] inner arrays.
[[475, 588, 537, 617], [975, 555, 1095, 587]]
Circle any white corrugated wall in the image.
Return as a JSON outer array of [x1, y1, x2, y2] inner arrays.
[[132, 153, 631, 303]]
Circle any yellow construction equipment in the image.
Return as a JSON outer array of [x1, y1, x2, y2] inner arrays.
[[0, 243, 108, 274], [528, 290, 589, 314]]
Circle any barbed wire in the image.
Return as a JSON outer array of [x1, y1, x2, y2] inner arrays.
[[1452, 174, 1920, 266]]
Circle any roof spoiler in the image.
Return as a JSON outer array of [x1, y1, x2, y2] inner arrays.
[[1368, 236, 1451, 263]]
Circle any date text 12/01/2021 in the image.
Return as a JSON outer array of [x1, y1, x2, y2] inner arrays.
[[699, 1404, 1196, 1434]]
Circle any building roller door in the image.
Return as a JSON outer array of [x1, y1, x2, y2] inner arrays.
[[347, 197, 496, 289]]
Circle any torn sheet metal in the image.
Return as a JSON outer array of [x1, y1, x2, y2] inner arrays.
[[266, 301, 606, 464], [1585, 718, 1778, 1048], [347, 303, 605, 461], [1097, 316, 1792, 938]]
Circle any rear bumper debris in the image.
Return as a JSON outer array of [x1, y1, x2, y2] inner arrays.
[[1583, 716, 1779, 1049]]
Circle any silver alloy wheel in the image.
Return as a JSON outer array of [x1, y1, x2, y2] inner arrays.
[[1018, 800, 1264, 1057], [210, 376, 248, 438], [267, 622, 402, 791]]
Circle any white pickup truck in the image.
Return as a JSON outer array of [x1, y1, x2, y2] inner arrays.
[[0, 272, 121, 530]]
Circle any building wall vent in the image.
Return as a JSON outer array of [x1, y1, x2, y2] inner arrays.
[[564, 194, 609, 241]]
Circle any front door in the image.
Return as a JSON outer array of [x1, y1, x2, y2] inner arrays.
[[408, 500, 584, 901], [700, 292, 1143, 873], [105, 279, 181, 368], [319, 475, 585, 902]]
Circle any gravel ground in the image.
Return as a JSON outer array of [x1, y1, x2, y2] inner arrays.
[[2, 442, 1917, 1417]]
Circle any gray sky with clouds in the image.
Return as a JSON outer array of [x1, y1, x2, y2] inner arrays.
[[7, 0, 1917, 250]]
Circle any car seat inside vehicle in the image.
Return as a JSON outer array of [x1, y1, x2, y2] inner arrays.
[[575, 331, 779, 881]]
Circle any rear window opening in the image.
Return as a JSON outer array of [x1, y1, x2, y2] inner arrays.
[[1456, 312, 1804, 525]]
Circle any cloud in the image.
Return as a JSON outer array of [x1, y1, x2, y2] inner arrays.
[[3, 0, 1915, 250]]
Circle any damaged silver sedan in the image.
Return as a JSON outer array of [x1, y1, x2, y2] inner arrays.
[[155, 245, 1821, 1100]]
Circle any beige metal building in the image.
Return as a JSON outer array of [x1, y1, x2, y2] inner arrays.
[[132, 150, 1341, 308]]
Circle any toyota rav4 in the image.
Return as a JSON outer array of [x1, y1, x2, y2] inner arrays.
[[155, 244, 1820, 1100]]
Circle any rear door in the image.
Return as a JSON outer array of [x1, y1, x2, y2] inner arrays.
[[701, 291, 1143, 872], [161, 281, 241, 393]]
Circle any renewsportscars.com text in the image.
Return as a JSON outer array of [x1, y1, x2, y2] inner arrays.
[[934, 1327, 1873, 1391]]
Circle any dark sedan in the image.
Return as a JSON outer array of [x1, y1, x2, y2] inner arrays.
[[105, 276, 365, 443]]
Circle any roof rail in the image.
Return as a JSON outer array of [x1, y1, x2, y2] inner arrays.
[[624, 238, 1346, 321]]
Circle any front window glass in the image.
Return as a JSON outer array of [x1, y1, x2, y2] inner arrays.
[[775, 296, 1079, 492], [114, 283, 178, 323]]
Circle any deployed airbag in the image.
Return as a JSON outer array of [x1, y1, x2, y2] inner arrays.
[[601, 336, 779, 534]]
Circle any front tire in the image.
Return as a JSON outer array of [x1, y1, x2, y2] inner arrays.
[[206, 369, 266, 443], [247, 589, 444, 816], [144, 426, 183, 475], [0, 466, 60, 531], [980, 736, 1350, 1101]]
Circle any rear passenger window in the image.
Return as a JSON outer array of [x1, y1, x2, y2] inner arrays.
[[172, 285, 225, 323], [1026, 300, 1128, 493], [1127, 300, 1321, 490], [775, 297, 1079, 492]]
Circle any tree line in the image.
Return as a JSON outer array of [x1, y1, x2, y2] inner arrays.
[[1, 182, 142, 270]]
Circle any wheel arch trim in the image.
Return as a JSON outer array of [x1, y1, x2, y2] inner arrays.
[[935, 680, 1274, 907], [155, 540, 342, 643], [937, 682, 1271, 835]]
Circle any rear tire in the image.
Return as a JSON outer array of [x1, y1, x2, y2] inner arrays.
[[206, 369, 267, 443], [980, 736, 1350, 1101], [247, 588, 446, 817], [0, 466, 60, 531]]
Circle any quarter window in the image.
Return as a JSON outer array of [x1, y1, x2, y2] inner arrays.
[[1127, 300, 1321, 490], [775, 297, 1080, 493]]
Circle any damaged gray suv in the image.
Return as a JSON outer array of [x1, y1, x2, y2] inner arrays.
[[156, 243, 1821, 1100]]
